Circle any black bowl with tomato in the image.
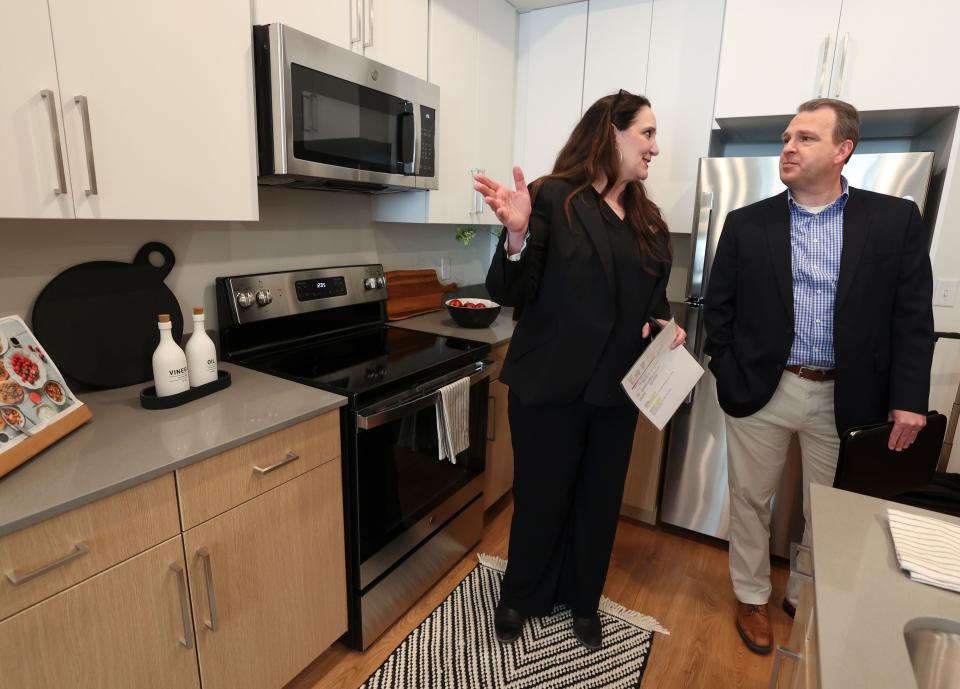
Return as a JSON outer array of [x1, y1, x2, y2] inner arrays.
[[445, 298, 501, 328]]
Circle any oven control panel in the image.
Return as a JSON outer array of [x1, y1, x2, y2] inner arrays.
[[219, 265, 387, 324]]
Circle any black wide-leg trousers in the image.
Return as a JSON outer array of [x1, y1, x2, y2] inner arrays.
[[498, 390, 639, 618]]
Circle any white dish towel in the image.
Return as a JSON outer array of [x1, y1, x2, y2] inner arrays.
[[887, 507, 960, 593], [436, 377, 470, 463]]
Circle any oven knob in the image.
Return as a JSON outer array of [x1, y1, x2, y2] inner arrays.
[[363, 277, 377, 290], [255, 289, 272, 306], [376, 276, 387, 289], [236, 291, 255, 309]]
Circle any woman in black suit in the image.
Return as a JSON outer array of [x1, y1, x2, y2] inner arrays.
[[475, 90, 686, 649]]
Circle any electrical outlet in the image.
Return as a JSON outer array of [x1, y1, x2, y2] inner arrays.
[[439, 257, 451, 281], [934, 278, 959, 307]]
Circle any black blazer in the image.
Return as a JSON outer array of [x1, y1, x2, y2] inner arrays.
[[704, 187, 934, 435], [486, 179, 671, 406]]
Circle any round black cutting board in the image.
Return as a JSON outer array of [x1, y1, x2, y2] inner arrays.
[[32, 242, 184, 388]]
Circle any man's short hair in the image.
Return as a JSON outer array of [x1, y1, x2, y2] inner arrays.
[[797, 98, 861, 163]]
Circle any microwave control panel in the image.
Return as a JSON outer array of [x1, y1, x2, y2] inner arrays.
[[418, 106, 435, 177]]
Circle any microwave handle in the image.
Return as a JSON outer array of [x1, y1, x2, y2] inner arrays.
[[399, 101, 416, 175]]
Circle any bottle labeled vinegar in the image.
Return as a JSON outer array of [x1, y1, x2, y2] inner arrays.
[[185, 307, 218, 387], [152, 314, 190, 396]]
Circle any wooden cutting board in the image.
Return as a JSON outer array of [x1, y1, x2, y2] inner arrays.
[[385, 270, 458, 321]]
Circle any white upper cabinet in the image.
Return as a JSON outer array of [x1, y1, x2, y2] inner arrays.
[[714, 0, 840, 119], [0, 1, 75, 219], [357, 0, 429, 81], [256, 0, 428, 79], [28, 0, 259, 221], [514, 2, 588, 182], [475, 0, 519, 225], [644, 0, 725, 235], [582, 0, 653, 112], [831, 0, 960, 110], [371, 0, 517, 225], [715, 0, 960, 119], [252, 0, 353, 49]]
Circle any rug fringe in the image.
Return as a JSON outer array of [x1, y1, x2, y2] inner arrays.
[[598, 597, 670, 635], [476, 553, 670, 635], [477, 552, 508, 573]]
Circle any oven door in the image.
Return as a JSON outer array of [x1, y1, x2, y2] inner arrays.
[[352, 362, 491, 589]]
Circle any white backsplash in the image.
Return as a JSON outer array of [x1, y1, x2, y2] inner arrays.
[[3, 187, 493, 328]]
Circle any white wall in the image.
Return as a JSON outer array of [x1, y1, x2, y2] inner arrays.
[[3, 188, 493, 329]]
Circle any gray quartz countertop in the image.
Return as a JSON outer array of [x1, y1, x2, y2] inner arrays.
[[0, 363, 346, 538], [390, 307, 515, 346], [811, 484, 960, 689]]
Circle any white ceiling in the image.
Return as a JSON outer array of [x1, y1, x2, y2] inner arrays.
[[508, 0, 583, 13]]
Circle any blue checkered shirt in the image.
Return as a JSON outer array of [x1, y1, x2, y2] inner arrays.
[[786, 177, 849, 368]]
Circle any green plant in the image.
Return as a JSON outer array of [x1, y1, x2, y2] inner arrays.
[[455, 225, 503, 246]]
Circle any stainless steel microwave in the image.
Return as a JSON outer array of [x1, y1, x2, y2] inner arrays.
[[253, 24, 438, 193]]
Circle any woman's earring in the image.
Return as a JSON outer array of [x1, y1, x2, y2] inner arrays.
[[618, 147, 624, 164]]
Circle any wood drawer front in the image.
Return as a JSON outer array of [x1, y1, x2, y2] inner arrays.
[[0, 536, 201, 689], [488, 342, 509, 381], [177, 412, 340, 529], [0, 474, 180, 621]]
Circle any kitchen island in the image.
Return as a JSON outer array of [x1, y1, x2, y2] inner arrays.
[[810, 483, 960, 689]]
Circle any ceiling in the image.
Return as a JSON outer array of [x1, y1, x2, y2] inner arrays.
[[508, 1, 583, 13]]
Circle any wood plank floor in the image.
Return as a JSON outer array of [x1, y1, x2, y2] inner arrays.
[[287, 498, 793, 689]]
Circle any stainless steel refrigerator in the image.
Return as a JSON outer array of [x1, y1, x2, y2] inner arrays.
[[660, 151, 935, 557]]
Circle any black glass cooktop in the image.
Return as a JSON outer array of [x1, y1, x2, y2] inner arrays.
[[234, 325, 489, 405]]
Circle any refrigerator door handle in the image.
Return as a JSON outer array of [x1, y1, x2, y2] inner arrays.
[[682, 302, 705, 405], [687, 190, 714, 301]]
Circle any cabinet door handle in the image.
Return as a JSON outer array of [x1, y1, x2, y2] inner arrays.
[[363, 0, 374, 48], [351, 0, 361, 44], [816, 35, 831, 97], [478, 169, 486, 213], [253, 451, 299, 474], [5, 542, 89, 586], [40, 90, 68, 195], [470, 168, 483, 214], [197, 548, 220, 631], [487, 394, 497, 442], [768, 644, 803, 689], [169, 563, 195, 649], [74, 95, 98, 196], [833, 32, 850, 98]]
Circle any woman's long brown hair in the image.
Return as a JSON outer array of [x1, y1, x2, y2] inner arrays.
[[533, 91, 671, 273]]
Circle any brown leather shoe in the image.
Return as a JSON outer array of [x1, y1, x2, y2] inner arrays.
[[735, 601, 773, 655]]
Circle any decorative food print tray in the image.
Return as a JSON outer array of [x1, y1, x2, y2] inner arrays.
[[0, 315, 92, 478]]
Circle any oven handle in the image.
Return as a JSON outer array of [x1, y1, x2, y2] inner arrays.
[[356, 360, 493, 430]]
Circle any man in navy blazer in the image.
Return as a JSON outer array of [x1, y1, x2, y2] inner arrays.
[[704, 99, 934, 654]]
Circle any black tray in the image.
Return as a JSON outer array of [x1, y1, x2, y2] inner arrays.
[[140, 370, 231, 410]]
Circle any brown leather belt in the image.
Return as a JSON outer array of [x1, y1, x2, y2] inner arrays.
[[785, 365, 835, 382]]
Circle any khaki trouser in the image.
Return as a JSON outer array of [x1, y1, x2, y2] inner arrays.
[[725, 371, 841, 605]]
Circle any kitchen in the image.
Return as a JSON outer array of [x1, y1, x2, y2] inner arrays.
[[2, 1, 960, 688]]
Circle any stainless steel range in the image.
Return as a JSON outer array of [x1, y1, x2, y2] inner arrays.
[[216, 265, 491, 649]]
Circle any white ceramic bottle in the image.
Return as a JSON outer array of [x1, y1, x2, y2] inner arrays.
[[152, 314, 190, 396], [185, 306, 218, 387]]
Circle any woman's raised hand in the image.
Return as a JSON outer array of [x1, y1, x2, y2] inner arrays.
[[474, 166, 532, 240]]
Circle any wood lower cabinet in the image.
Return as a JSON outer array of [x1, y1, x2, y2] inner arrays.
[[620, 415, 666, 525], [484, 378, 514, 509], [0, 536, 200, 689], [183, 461, 347, 689]]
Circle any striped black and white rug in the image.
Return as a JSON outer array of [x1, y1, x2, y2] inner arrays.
[[360, 553, 668, 689]]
